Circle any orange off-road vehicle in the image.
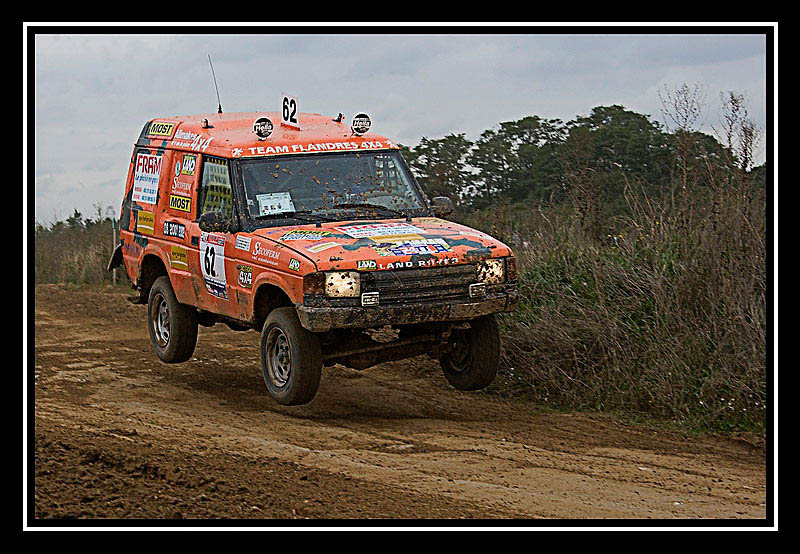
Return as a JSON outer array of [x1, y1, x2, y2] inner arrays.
[[109, 102, 518, 405]]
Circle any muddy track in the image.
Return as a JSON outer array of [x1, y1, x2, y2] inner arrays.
[[32, 284, 767, 520]]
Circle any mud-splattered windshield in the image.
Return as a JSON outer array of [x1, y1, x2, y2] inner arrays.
[[239, 151, 427, 224]]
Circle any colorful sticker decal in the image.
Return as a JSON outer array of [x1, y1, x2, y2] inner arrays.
[[279, 230, 330, 241], [256, 192, 295, 216], [170, 245, 189, 270], [306, 241, 340, 254], [135, 210, 154, 236], [357, 260, 377, 270], [163, 220, 186, 240], [335, 223, 424, 239], [288, 258, 301, 271], [235, 235, 252, 251], [200, 232, 228, 300], [181, 154, 197, 176], [147, 121, 177, 139], [132, 153, 162, 205], [252, 241, 280, 266], [169, 194, 192, 213], [237, 265, 253, 289], [373, 238, 451, 257]]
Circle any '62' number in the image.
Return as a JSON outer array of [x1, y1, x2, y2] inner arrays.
[[281, 94, 299, 128], [204, 245, 217, 277]]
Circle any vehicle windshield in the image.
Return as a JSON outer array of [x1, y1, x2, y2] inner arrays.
[[239, 151, 427, 224]]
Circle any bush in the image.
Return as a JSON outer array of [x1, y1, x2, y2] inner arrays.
[[460, 176, 766, 432]]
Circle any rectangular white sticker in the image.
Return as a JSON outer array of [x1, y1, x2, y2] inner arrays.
[[335, 222, 424, 239], [235, 235, 252, 251], [132, 153, 162, 205], [199, 232, 228, 300], [257, 192, 295, 216]]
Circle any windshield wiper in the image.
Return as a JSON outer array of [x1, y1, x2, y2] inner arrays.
[[326, 203, 408, 218]]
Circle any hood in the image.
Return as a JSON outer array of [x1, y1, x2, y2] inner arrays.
[[250, 217, 513, 272]]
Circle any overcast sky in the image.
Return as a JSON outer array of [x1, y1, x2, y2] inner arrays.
[[32, 33, 767, 223]]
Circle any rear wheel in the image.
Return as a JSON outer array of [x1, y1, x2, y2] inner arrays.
[[439, 315, 500, 391], [260, 307, 322, 405], [147, 276, 198, 363]]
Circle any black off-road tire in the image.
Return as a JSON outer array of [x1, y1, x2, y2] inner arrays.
[[260, 307, 323, 406], [439, 314, 500, 391], [147, 275, 198, 363]]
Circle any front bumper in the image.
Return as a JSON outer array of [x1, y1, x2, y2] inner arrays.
[[296, 290, 518, 332]]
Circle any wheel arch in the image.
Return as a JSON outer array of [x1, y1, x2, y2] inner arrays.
[[136, 252, 170, 303], [252, 282, 294, 330]]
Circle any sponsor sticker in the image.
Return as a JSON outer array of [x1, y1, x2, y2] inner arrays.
[[335, 223, 424, 239], [252, 241, 280, 266], [169, 194, 192, 213], [135, 210, 154, 236], [181, 154, 196, 176], [132, 153, 161, 205], [147, 121, 177, 139], [253, 117, 273, 140], [163, 220, 186, 240], [171, 129, 213, 152], [351, 112, 372, 135], [170, 245, 189, 270], [374, 238, 451, 257], [237, 265, 253, 289], [306, 241, 340, 253], [235, 235, 252, 251], [279, 230, 330, 241], [357, 260, 377, 270], [288, 258, 301, 271], [200, 232, 228, 299]]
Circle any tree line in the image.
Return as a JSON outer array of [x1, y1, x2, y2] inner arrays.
[[402, 90, 765, 217]]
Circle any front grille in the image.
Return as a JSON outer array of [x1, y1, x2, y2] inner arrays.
[[360, 264, 477, 305]]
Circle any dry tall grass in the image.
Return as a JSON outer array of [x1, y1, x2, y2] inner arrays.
[[463, 171, 766, 431], [34, 218, 126, 285]]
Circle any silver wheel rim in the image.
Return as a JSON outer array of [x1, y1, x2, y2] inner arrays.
[[151, 292, 170, 347], [266, 327, 291, 388]]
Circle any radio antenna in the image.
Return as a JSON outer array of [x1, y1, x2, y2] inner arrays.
[[208, 54, 223, 114]]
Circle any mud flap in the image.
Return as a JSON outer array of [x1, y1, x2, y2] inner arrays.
[[107, 243, 123, 272]]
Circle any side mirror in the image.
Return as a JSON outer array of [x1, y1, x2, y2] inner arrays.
[[198, 211, 236, 233], [431, 196, 454, 218]]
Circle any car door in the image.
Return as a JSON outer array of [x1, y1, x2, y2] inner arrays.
[[187, 155, 242, 319]]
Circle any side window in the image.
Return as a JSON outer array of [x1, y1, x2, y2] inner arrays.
[[197, 157, 234, 219]]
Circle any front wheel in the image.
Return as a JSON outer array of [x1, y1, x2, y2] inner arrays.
[[439, 315, 500, 391], [260, 307, 322, 406], [147, 275, 198, 363]]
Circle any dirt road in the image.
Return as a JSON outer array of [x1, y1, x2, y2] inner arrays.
[[32, 284, 767, 520]]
